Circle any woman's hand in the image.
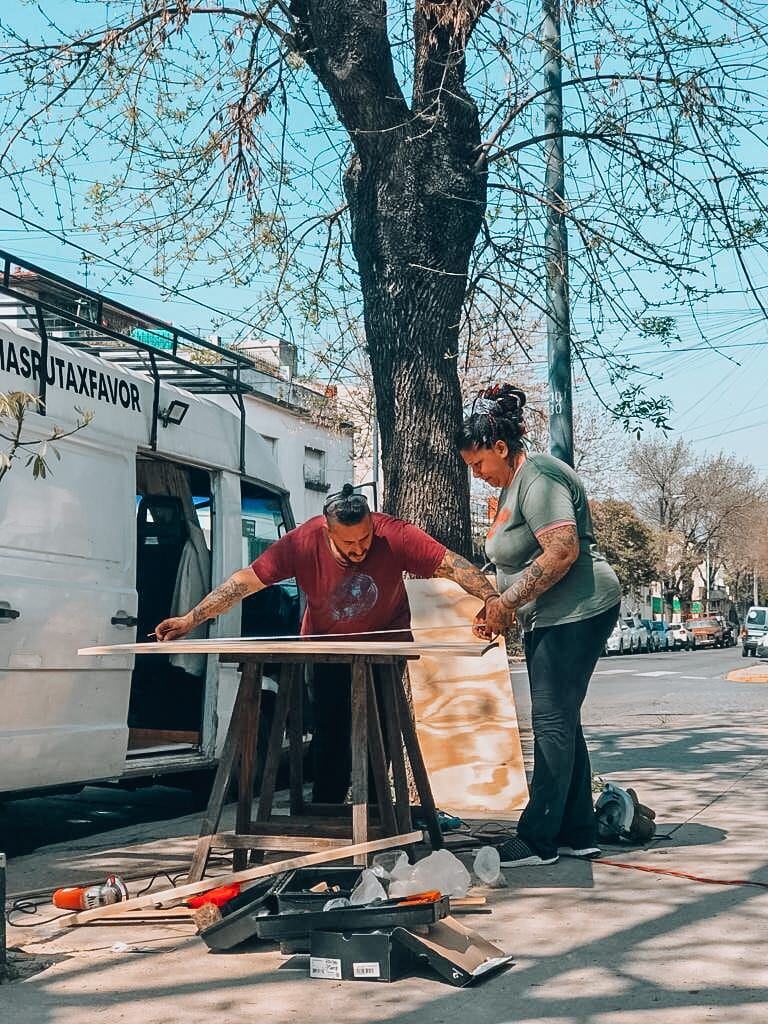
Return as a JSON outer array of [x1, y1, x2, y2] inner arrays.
[[484, 594, 515, 635], [473, 595, 515, 639]]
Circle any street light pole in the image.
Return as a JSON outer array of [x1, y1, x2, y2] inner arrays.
[[543, 0, 574, 467]]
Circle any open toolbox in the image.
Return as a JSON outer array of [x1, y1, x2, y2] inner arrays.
[[198, 866, 450, 952]]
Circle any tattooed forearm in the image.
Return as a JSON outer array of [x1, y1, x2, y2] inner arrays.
[[434, 549, 497, 602], [499, 524, 579, 611], [189, 570, 260, 625]]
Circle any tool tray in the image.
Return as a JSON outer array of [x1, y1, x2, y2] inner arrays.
[[199, 867, 449, 952]]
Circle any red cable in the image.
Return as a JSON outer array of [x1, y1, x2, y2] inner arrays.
[[593, 858, 768, 889]]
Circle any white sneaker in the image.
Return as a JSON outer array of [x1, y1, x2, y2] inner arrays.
[[498, 837, 559, 867], [557, 845, 601, 859]]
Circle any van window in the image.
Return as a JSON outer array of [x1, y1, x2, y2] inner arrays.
[[240, 481, 300, 638], [747, 608, 767, 626]]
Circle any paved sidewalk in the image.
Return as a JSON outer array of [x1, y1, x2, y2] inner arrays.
[[4, 712, 768, 1024]]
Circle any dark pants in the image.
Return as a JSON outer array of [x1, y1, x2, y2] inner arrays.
[[310, 662, 391, 804], [517, 603, 619, 859]]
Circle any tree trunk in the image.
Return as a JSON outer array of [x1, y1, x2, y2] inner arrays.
[[290, 0, 488, 555], [344, 128, 484, 553]]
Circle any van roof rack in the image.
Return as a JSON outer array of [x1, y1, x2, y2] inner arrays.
[[0, 249, 255, 471]]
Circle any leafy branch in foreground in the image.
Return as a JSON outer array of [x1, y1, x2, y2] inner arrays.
[[0, 392, 94, 484]]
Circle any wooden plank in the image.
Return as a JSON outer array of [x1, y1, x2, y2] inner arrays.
[[209, 834, 350, 851], [349, 657, 369, 865], [186, 662, 262, 882], [256, 669, 292, 823], [234, 662, 263, 871], [378, 668, 413, 839], [128, 729, 200, 750], [392, 663, 443, 851], [58, 830, 425, 927], [365, 665, 398, 837], [405, 579, 528, 818], [288, 664, 305, 815], [79, 640, 494, 657]]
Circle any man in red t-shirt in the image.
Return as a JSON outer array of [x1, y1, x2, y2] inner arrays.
[[156, 485, 497, 801]]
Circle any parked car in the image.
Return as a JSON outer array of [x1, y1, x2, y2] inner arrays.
[[623, 615, 648, 653], [666, 622, 694, 651], [605, 620, 633, 655], [685, 617, 724, 648], [741, 606, 768, 658], [646, 620, 670, 652]]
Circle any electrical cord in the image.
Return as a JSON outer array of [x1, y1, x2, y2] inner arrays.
[[4, 854, 235, 928]]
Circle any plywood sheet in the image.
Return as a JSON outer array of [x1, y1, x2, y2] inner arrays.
[[79, 639, 494, 658], [405, 578, 528, 819]]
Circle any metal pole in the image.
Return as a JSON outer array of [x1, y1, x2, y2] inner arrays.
[[705, 541, 710, 614], [754, 566, 759, 606], [371, 407, 380, 511], [0, 852, 6, 968], [542, 0, 574, 466]]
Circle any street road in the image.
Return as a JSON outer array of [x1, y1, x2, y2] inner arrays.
[[1, 647, 762, 859]]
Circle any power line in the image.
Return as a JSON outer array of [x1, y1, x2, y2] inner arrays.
[[0, 204, 285, 342]]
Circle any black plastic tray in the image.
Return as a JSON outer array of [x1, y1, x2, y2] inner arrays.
[[200, 886, 449, 953]]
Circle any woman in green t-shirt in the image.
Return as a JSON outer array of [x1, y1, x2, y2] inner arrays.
[[456, 384, 621, 869]]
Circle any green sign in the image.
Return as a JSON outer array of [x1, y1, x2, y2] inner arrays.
[[672, 596, 681, 613], [130, 326, 174, 351], [651, 596, 663, 615], [691, 600, 702, 615]]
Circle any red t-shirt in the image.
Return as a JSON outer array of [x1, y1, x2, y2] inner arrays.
[[250, 513, 446, 637]]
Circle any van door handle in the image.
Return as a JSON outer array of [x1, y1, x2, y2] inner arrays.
[[111, 614, 138, 628], [0, 607, 20, 620]]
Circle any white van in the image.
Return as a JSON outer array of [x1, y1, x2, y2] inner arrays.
[[0, 260, 298, 798]]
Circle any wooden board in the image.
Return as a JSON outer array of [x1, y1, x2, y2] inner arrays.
[[58, 829, 424, 927], [405, 579, 528, 819], [79, 639, 494, 658]]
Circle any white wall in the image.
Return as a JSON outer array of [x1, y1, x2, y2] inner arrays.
[[239, 394, 355, 524]]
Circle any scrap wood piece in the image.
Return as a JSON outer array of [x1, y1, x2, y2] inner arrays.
[[405, 578, 528, 818], [58, 830, 424, 928]]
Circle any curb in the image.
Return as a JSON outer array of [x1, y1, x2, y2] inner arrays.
[[726, 667, 768, 684]]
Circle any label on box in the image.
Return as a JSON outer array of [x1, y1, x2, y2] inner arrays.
[[310, 957, 342, 980], [353, 962, 382, 979]]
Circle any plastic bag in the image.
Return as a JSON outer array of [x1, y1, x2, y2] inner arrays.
[[371, 850, 410, 880], [322, 897, 351, 911], [349, 868, 388, 906], [387, 849, 471, 898], [473, 845, 506, 887]]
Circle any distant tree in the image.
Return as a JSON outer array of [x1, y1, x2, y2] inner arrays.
[[0, 392, 92, 484], [628, 440, 766, 613], [590, 499, 658, 595]]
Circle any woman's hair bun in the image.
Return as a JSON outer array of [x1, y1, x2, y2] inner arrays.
[[339, 482, 356, 498], [476, 383, 526, 417]]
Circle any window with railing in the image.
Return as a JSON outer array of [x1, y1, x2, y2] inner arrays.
[[303, 446, 329, 491]]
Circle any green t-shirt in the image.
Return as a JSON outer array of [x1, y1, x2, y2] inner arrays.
[[485, 453, 621, 631]]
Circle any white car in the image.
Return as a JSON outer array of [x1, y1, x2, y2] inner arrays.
[[605, 620, 634, 655], [622, 616, 647, 654], [666, 623, 694, 651]]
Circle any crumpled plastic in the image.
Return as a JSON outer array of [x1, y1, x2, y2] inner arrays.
[[472, 845, 507, 887], [349, 868, 388, 906], [387, 849, 471, 898]]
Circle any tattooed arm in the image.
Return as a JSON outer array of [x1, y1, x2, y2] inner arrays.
[[433, 549, 498, 602], [155, 568, 266, 641], [484, 524, 579, 634]]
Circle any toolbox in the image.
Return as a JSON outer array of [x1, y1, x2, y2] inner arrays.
[[198, 868, 449, 952]]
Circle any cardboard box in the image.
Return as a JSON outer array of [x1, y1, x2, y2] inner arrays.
[[309, 917, 513, 986], [393, 916, 514, 987], [310, 930, 415, 982]]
